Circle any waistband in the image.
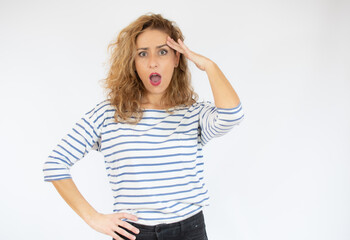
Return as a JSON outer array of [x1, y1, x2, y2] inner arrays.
[[126, 210, 204, 232]]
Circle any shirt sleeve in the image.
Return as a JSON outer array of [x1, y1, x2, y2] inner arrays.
[[42, 101, 107, 182], [198, 101, 245, 146]]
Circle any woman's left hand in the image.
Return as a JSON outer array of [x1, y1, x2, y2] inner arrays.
[[166, 36, 213, 71]]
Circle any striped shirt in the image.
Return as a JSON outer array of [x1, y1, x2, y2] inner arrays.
[[42, 99, 244, 225]]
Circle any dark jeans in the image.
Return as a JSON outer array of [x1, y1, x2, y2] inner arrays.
[[113, 210, 208, 240]]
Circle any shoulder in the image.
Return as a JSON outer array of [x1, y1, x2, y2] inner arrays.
[[191, 100, 215, 111], [85, 99, 115, 118], [176, 100, 215, 117]]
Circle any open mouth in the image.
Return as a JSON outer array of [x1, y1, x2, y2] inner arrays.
[[149, 72, 162, 86]]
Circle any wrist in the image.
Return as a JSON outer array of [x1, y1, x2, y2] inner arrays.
[[83, 210, 100, 225]]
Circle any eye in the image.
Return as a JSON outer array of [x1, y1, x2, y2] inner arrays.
[[160, 49, 168, 55], [138, 51, 147, 57]]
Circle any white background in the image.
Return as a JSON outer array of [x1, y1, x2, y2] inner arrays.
[[1, 0, 349, 239]]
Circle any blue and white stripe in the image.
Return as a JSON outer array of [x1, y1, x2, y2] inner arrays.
[[43, 99, 244, 225]]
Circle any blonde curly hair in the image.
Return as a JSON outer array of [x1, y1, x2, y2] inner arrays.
[[100, 12, 198, 124]]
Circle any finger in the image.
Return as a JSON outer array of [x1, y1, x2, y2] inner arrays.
[[176, 39, 198, 61], [167, 40, 183, 53], [118, 220, 140, 235], [167, 37, 184, 53], [121, 212, 138, 221], [167, 36, 180, 47], [169, 37, 193, 58], [114, 226, 136, 240], [177, 38, 191, 52], [111, 231, 123, 240], [168, 36, 185, 50]]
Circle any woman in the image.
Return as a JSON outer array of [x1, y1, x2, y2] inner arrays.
[[43, 13, 244, 240]]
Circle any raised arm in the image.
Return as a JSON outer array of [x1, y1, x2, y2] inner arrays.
[[204, 61, 241, 108], [166, 36, 242, 109]]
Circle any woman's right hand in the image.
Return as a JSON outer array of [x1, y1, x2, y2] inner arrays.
[[87, 212, 140, 240]]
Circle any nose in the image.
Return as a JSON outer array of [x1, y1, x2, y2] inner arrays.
[[148, 53, 158, 69]]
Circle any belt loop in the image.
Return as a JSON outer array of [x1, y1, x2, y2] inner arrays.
[[180, 218, 185, 236]]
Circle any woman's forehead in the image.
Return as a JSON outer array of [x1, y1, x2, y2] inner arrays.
[[136, 29, 168, 48]]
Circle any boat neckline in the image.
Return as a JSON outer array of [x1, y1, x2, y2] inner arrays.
[[141, 105, 189, 111], [142, 108, 175, 111]]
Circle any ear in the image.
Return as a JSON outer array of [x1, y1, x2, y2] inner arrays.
[[175, 51, 180, 67]]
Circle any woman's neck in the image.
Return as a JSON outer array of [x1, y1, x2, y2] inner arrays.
[[141, 103, 171, 110], [141, 95, 170, 109]]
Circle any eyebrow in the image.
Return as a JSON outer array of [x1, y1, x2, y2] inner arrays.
[[137, 44, 168, 51]]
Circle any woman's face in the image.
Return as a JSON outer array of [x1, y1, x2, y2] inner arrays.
[[134, 28, 180, 100]]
